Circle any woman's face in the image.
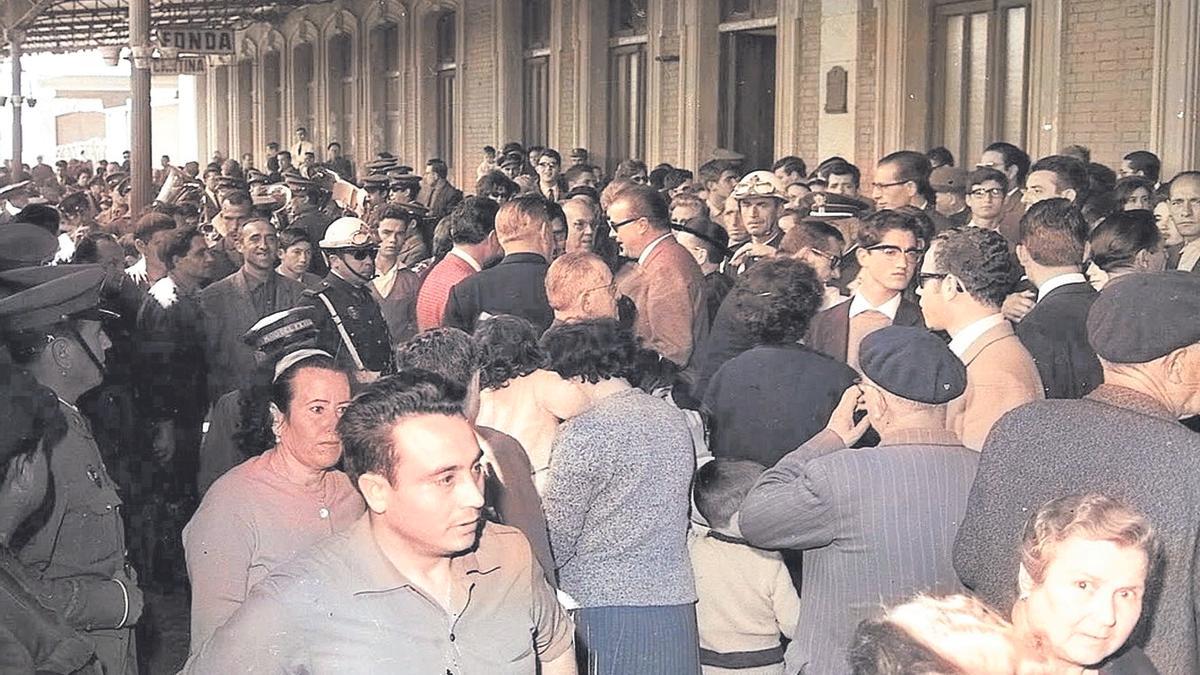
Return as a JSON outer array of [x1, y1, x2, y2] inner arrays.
[[1023, 537, 1148, 669], [1154, 201, 1184, 247], [281, 242, 313, 276], [277, 367, 352, 471], [1123, 187, 1152, 212]]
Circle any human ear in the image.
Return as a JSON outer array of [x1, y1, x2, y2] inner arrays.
[[1018, 563, 1034, 599], [357, 473, 392, 514]]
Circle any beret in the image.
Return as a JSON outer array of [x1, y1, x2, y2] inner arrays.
[[860, 326, 966, 404], [0, 223, 59, 271], [1087, 271, 1200, 363], [930, 166, 968, 194]]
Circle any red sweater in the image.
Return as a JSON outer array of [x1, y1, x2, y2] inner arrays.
[[415, 253, 476, 330]]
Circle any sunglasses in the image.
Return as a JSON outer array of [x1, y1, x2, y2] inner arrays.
[[337, 248, 379, 260]]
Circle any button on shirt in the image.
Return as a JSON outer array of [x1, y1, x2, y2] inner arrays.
[[182, 517, 573, 675]]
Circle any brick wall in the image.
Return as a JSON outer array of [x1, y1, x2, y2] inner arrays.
[[796, 0, 823, 163], [460, 0, 496, 183], [855, 0, 877, 174], [557, 0, 577, 145], [656, 0, 682, 164], [1057, 0, 1155, 167]]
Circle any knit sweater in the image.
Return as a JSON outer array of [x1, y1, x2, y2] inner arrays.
[[543, 387, 697, 607]]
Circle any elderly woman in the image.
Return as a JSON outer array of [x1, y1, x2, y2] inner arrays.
[[540, 319, 699, 675], [184, 349, 364, 652], [1011, 493, 1160, 673], [473, 314, 588, 492], [1088, 210, 1164, 289]]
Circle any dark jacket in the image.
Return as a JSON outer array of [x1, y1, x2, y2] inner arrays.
[[298, 272, 394, 374], [442, 252, 553, 334], [135, 276, 209, 425], [1014, 280, 1102, 399], [702, 343, 858, 466], [693, 292, 755, 401], [955, 385, 1200, 675], [806, 295, 926, 364]]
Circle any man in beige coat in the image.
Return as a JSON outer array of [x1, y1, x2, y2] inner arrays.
[[916, 226, 1043, 449]]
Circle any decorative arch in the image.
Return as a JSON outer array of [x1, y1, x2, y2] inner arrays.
[[285, 18, 321, 150], [321, 9, 361, 161], [362, 0, 410, 159], [259, 28, 286, 158], [412, 0, 464, 177]]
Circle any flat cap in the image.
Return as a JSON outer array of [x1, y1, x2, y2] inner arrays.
[[1087, 271, 1200, 363], [860, 326, 966, 404], [0, 223, 59, 271], [0, 266, 108, 333], [930, 166, 968, 194]]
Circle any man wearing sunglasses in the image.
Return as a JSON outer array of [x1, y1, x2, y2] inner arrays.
[[301, 217, 394, 382]]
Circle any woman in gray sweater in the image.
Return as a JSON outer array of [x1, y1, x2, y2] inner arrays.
[[540, 319, 699, 674]]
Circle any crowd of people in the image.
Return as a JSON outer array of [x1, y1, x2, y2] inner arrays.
[[0, 130, 1198, 675]]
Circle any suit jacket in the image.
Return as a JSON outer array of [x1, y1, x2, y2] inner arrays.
[[956, 385, 1200, 675], [806, 295, 926, 364], [997, 190, 1025, 246], [1015, 282, 1102, 399], [616, 235, 709, 369], [418, 179, 463, 219], [741, 428, 979, 675], [370, 265, 421, 344], [947, 320, 1044, 450], [443, 252, 554, 334], [200, 269, 306, 402], [1166, 242, 1200, 274]]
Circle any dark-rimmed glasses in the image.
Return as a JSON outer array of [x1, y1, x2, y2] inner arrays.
[[608, 216, 642, 230], [809, 247, 843, 268], [917, 272, 948, 286], [867, 244, 924, 262]]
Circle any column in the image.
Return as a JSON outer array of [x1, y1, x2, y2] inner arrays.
[[129, 0, 153, 213], [9, 31, 23, 182], [1150, 0, 1200, 177]]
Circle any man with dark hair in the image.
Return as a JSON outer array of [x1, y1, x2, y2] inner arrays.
[[419, 158, 464, 222], [324, 141, 354, 182], [415, 197, 503, 330], [871, 151, 953, 232], [819, 161, 862, 198], [607, 184, 709, 371], [1022, 154, 1090, 207], [956, 273, 1200, 673], [963, 167, 1015, 242], [698, 159, 739, 222], [181, 371, 575, 673], [533, 149, 567, 202], [1014, 199, 1102, 399], [207, 190, 253, 282], [741, 326, 978, 675], [127, 211, 177, 291], [562, 164, 599, 191], [916, 227, 1042, 449], [443, 196, 557, 334], [772, 156, 807, 185], [476, 170, 520, 204], [979, 141, 1031, 238], [807, 210, 926, 371], [371, 204, 424, 343], [286, 175, 333, 276], [1167, 171, 1200, 273], [1121, 150, 1162, 184], [291, 126, 315, 162], [779, 219, 848, 310], [926, 146, 955, 169]]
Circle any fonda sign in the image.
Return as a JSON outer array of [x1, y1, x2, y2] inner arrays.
[[156, 27, 236, 54]]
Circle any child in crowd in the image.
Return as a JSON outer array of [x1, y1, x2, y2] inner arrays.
[[690, 458, 800, 675]]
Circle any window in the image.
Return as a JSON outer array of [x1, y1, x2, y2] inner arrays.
[[720, 0, 777, 23], [213, 65, 231, 155], [369, 22, 401, 156], [931, 0, 1030, 164], [263, 50, 283, 148], [607, 0, 647, 168], [434, 11, 457, 163], [292, 41, 315, 141], [328, 32, 354, 159], [522, 0, 551, 147], [609, 0, 647, 37], [237, 58, 256, 157]]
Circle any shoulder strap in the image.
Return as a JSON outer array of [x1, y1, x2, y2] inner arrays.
[[314, 290, 367, 371]]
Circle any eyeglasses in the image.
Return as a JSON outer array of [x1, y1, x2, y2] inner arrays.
[[866, 244, 924, 262], [917, 272, 948, 285], [870, 179, 912, 190], [809, 247, 843, 268], [608, 215, 642, 230], [968, 188, 1005, 199], [536, 161, 559, 169]]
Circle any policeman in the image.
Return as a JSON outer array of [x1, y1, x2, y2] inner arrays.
[[298, 217, 393, 381], [0, 265, 143, 675], [286, 173, 334, 276]]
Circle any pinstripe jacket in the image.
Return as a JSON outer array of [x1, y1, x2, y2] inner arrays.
[[740, 428, 978, 675]]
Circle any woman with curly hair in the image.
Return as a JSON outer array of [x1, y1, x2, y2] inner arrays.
[[473, 314, 587, 492], [540, 319, 700, 675], [701, 257, 859, 466]]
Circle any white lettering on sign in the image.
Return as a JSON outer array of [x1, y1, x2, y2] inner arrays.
[[156, 27, 236, 54]]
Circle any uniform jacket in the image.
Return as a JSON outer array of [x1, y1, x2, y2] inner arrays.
[[947, 319, 1043, 450], [369, 264, 421, 344], [1014, 281, 1102, 399], [0, 548, 97, 674], [298, 272, 394, 374], [616, 235, 709, 369], [956, 385, 1200, 675], [740, 428, 979, 675], [443, 252, 554, 334], [805, 295, 925, 364], [200, 269, 306, 402]]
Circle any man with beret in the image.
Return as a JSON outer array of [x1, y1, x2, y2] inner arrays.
[[297, 217, 393, 381], [930, 165, 971, 228], [740, 326, 979, 675], [955, 271, 1200, 675]]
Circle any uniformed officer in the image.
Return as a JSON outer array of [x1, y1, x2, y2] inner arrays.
[[287, 173, 334, 276], [298, 217, 393, 382], [0, 265, 143, 675]]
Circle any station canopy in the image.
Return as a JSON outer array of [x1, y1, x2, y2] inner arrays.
[[4, 0, 326, 54]]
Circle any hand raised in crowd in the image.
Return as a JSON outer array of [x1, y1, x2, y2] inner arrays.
[[729, 242, 778, 269], [825, 383, 870, 447], [1001, 290, 1036, 323]]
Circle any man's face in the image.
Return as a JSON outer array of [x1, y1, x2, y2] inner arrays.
[[916, 241, 947, 330], [237, 220, 279, 272], [279, 155, 294, 170], [786, 183, 810, 207], [670, 202, 702, 226], [567, 170, 597, 190], [674, 230, 712, 268], [858, 227, 920, 293], [241, 154, 253, 166], [161, 156, 170, 168], [1169, 177, 1200, 241], [935, 191, 965, 216], [536, 155, 561, 184], [175, 234, 215, 281], [966, 180, 1007, 221], [281, 241, 313, 276], [549, 217, 567, 259], [1118, 160, 1139, 179], [424, 165, 439, 184], [1123, 187, 1153, 212], [562, 200, 597, 252], [774, 167, 802, 185], [303, 153, 316, 167], [795, 236, 845, 284], [605, 199, 647, 257], [978, 150, 1016, 185], [709, 170, 739, 202], [219, 201, 253, 238], [368, 414, 486, 559], [377, 218, 408, 257], [329, 145, 342, 158], [122, 152, 130, 162], [1023, 170, 1067, 206], [500, 163, 521, 180], [333, 248, 377, 282], [871, 161, 916, 210], [295, 128, 308, 142], [738, 196, 783, 239]]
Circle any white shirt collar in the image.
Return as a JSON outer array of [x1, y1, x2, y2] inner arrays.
[[448, 247, 482, 272], [372, 259, 406, 297], [821, 286, 848, 311], [848, 292, 902, 321], [1177, 238, 1200, 272], [948, 313, 1007, 358], [1037, 272, 1088, 302], [638, 232, 673, 266]]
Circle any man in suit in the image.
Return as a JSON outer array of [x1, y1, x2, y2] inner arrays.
[[740, 326, 979, 675], [200, 219, 306, 402], [414, 197, 502, 330], [533, 149, 568, 202], [917, 226, 1042, 450], [807, 210, 926, 372], [608, 184, 709, 371], [1013, 199, 1102, 398], [1021, 154, 1090, 209], [978, 141, 1030, 245], [870, 150, 953, 234], [291, 127, 315, 163], [371, 204, 423, 343], [1167, 171, 1200, 273], [443, 196, 557, 334], [955, 272, 1200, 675], [418, 158, 463, 222]]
